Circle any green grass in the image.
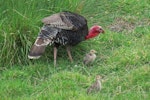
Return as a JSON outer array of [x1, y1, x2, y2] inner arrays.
[[0, 0, 150, 100]]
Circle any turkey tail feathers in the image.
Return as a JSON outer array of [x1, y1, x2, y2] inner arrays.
[[28, 26, 58, 59], [28, 45, 45, 59], [28, 38, 52, 59]]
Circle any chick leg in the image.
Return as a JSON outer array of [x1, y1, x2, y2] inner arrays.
[[54, 47, 57, 66], [66, 46, 73, 63]]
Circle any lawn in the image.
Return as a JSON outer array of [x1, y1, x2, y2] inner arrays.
[[0, 0, 150, 100]]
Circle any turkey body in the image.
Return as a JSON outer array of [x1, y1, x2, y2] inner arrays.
[[28, 11, 88, 65], [42, 11, 88, 46]]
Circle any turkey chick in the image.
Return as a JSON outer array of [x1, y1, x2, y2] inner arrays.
[[87, 75, 102, 94], [83, 49, 97, 65]]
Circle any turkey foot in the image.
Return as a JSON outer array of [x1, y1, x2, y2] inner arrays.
[[66, 46, 73, 63], [54, 47, 57, 66]]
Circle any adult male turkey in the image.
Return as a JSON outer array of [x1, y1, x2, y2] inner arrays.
[[28, 11, 104, 66]]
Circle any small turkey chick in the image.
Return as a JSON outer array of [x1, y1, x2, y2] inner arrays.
[[83, 49, 97, 65], [87, 75, 102, 94]]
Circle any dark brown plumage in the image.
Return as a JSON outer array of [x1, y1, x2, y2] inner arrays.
[[28, 11, 104, 66]]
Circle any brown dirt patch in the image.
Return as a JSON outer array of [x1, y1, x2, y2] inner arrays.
[[108, 17, 150, 33]]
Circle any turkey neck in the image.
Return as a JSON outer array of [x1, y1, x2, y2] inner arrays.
[[85, 30, 99, 40]]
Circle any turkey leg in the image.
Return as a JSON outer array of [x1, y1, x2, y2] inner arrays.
[[66, 46, 73, 63], [54, 47, 57, 66]]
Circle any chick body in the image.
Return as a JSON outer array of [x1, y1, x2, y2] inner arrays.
[[87, 75, 102, 94], [83, 50, 97, 65]]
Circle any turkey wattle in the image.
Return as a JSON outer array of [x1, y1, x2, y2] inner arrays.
[[28, 11, 104, 66]]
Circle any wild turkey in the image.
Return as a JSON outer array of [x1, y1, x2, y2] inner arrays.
[[28, 11, 104, 66]]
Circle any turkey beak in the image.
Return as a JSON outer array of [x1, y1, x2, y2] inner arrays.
[[99, 28, 104, 34], [93, 50, 97, 54], [101, 29, 105, 34]]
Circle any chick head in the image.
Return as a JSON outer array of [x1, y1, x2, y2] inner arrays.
[[90, 49, 97, 54], [96, 75, 102, 80]]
